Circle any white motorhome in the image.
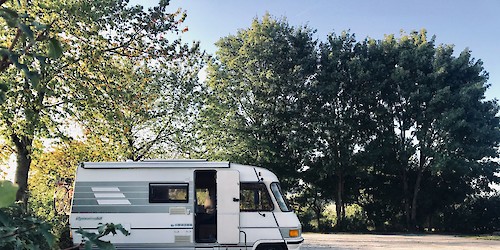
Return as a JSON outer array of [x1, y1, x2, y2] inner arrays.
[[69, 160, 303, 250]]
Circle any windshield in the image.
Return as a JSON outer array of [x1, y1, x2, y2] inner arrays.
[[270, 182, 292, 212]]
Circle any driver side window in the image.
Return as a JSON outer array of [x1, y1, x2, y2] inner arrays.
[[240, 183, 273, 212]]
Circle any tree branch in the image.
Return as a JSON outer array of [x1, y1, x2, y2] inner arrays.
[[0, 29, 22, 72]]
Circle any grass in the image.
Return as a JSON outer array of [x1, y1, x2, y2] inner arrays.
[[475, 235, 500, 241], [459, 234, 500, 241]]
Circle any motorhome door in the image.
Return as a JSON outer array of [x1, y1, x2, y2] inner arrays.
[[216, 170, 240, 244]]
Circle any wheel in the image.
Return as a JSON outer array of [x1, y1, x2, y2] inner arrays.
[[256, 243, 286, 250]]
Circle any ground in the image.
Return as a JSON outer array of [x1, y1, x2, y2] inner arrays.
[[302, 233, 500, 249]]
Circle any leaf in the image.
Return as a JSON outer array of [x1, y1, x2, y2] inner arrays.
[[0, 8, 19, 27], [114, 224, 130, 236], [18, 23, 34, 40], [0, 8, 19, 19], [48, 38, 63, 58], [0, 209, 12, 226], [35, 55, 47, 68], [40, 225, 55, 248], [0, 181, 18, 208], [77, 228, 99, 241], [26, 71, 40, 87], [94, 240, 115, 250], [31, 21, 48, 31], [84, 242, 93, 250]]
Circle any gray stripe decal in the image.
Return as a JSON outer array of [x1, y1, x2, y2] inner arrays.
[[73, 198, 153, 206], [74, 187, 149, 193], [71, 205, 193, 213], [75, 181, 150, 187], [72, 181, 195, 213], [72, 199, 99, 206], [73, 192, 148, 199]]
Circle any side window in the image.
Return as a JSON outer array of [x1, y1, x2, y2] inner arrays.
[[240, 183, 273, 212], [149, 183, 188, 203]]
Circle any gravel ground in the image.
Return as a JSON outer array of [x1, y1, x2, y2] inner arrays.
[[301, 233, 500, 250]]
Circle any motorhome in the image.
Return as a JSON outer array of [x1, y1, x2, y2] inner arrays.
[[69, 160, 303, 250]]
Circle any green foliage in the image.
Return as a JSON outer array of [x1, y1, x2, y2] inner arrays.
[[304, 31, 376, 228], [298, 202, 370, 232], [200, 13, 317, 187], [0, 0, 73, 202], [76, 223, 130, 250], [0, 205, 54, 249], [359, 31, 500, 230], [74, 51, 205, 161], [57, 0, 205, 161], [203, 15, 499, 232], [28, 139, 122, 248], [435, 193, 500, 233], [0, 0, 199, 204], [292, 184, 331, 232], [342, 204, 370, 232], [0, 0, 63, 98], [0, 180, 17, 208]]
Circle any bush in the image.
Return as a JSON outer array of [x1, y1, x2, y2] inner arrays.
[[436, 194, 500, 233], [0, 205, 54, 249], [342, 204, 370, 232]]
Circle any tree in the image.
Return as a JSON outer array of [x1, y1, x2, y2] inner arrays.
[[365, 30, 500, 230], [0, 0, 194, 203], [0, 0, 67, 203], [304, 32, 378, 229], [62, 0, 204, 161], [74, 48, 205, 161], [199, 14, 317, 186]]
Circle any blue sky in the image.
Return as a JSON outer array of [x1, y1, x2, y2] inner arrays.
[[131, 0, 500, 100]]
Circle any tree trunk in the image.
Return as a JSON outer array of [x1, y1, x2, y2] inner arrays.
[[315, 206, 321, 231], [12, 134, 33, 205], [402, 170, 411, 230], [411, 166, 424, 230], [335, 173, 344, 230], [312, 194, 322, 231]]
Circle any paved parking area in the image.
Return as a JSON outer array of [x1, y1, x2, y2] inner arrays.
[[302, 233, 500, 249]]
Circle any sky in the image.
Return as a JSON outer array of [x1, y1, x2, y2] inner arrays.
[[131, 0, 500, 100]]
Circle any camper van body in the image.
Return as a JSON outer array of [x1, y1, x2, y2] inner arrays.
[[69, 160, 303, 250]]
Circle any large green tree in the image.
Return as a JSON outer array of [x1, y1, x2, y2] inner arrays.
[[364, 31, 500, 230], [304, 32, 378, 229], [199, 14, 317, 186], [0, 0, 194, 202], [63, 0, 204, 161], [72, 49, 204, 161], [0, 0, 68, 203]]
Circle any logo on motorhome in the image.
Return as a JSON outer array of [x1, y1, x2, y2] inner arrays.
[[171, 223, 193, 227], [76, 216, 103, 221]]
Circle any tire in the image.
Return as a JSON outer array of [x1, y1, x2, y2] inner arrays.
[[256, 243, 287, 250]]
